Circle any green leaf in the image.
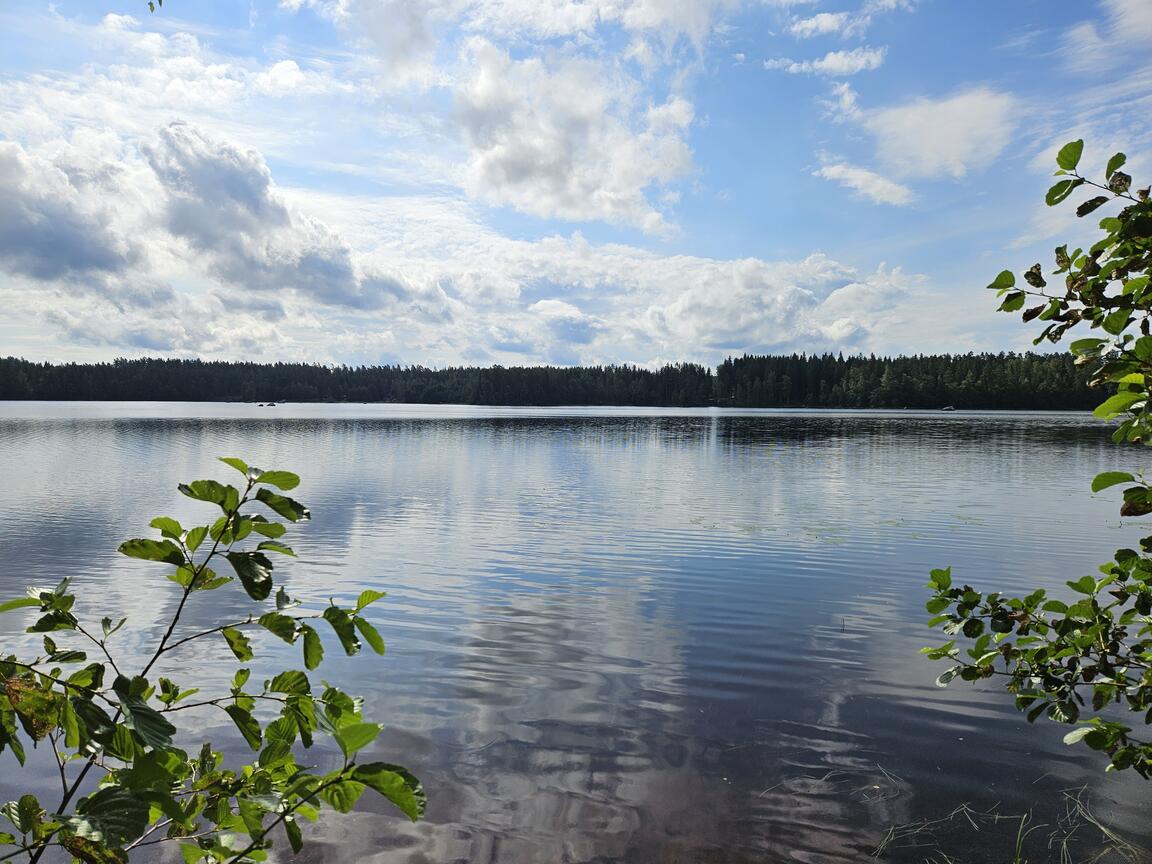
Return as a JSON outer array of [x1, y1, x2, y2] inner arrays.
[[72, 699, 114, 744], [1092, 471, 1135, 493], [1064, 726, 1095, 745], [318, 780, 365, 814], [1056, 139, 1083, 171], [120, 696, 177, 750], [1, 794, 41, 834], [5, 680, 57, 740], [1076, 195, 1110, 218], [177, 479, 236, 510], [222, 627, 254, 661], [118, 539, 185, 566], [47, 649, 86, 664], [999, 291, 1026, 312], [283, 816, 303, 853], [1094, 391, 1144, 419], [332, 722, 381, 757], [236, 797, 265, 838], [1045, 178, 1083, 206], [268, 670, 310, 696], [0, 598, 41, 613], [1106, 152, 1126, 178], [256, 541, 295, 557], [987, 270, 1015, 291], [1123, 275, 1150, 297], [249, 519, 286, 539], [935, 666, 958, 688], [1102, 308, 1131, 335], [928, 568, 951, 590], [224, 705, 262, 750], [218, 457, 249, 476], [962, 618, 984, 638], [355, 590, 386, 612], [300, 625, 323, 671], [322, 607, 360, 656], [924, 596, 949, 614], [259, 738, 293, 768], [226, 552, 274, 602], [1069, 337, 1106, 354], [254, 488, 310, 522], [101, 617, 126, 638], [352, 763, 425, 821], [27, 608, 76, 633], [254, 471, 300, 491], [354, 616, 385, 655], [149, 517, 183, 539], [284, 695, 317, 747], [258, 612, 297, 644], [185, 526, 209, 553], [71, 787, 150, 846], [1067, 575, 1097, 595], [60, 697, 80, 748]]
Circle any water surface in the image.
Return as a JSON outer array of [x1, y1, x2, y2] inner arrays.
[[0, 403, 1149, 863]]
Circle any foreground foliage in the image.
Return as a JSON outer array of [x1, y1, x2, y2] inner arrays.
[[925, 141, 1152, 775], [0, 458, 423, 863]]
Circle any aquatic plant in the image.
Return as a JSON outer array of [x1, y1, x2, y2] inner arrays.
[[0, 458, 422, 863]]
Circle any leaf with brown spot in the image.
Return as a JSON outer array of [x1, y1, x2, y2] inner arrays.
[[63, 836, 128, 864], [4, 679, 58, 741]]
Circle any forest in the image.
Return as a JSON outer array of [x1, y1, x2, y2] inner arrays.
[[0, 352, 1096, 409]]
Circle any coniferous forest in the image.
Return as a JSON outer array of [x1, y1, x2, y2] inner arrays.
[[0, 353, 1096, 409]]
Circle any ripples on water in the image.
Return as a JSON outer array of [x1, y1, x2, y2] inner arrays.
[[0, 404, 1150, 863]]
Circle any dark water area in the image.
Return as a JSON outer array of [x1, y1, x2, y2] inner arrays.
[[0, 403, 1149, 863]]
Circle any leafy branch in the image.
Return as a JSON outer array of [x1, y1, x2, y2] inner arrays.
[[0, 457, 423, 864], [927, 140, 1152, 776]]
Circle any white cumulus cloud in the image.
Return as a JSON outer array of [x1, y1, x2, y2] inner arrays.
[[789, 12, 851, 38], [764, 46, 886, 76], [456, 39, 694, 233], [814, 160, 914, 205], [864, 86, 1017, 178]]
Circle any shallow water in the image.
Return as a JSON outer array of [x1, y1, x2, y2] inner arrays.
[[0, 403, 1149, 863]]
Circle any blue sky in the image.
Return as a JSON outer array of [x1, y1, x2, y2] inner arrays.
[[1, 0, 1149, 367]]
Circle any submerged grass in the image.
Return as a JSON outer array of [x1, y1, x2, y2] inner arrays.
[[871, 787, 1148, 864]]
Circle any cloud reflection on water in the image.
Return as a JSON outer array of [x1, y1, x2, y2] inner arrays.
[[0, 406, 1148, 863]]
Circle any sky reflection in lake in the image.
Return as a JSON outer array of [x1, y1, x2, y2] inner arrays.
[[0, 405, 1149, 863]]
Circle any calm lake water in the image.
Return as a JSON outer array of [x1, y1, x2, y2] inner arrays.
[[1, 403, 1150, 863]]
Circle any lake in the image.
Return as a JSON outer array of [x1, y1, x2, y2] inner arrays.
[[0, 403, 1149, 863]]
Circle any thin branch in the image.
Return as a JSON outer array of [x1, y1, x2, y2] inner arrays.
[[47, 732, 68, 799], [1070, 172, 1141, 205], [161, 693, 290, 714], [73, 623, 124, 679], [221, 776, 347, 864], [129, 828, 216, 850], [160, 618, 255, 655], [0, 842, 55, 863], [125, 818, 174, 850], [160, 612, 320, 656]]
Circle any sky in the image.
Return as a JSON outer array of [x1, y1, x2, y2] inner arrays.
[[1, 0, 1150, 369]]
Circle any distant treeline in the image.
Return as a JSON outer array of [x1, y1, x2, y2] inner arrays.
[[0, 353, 1097, 409]]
